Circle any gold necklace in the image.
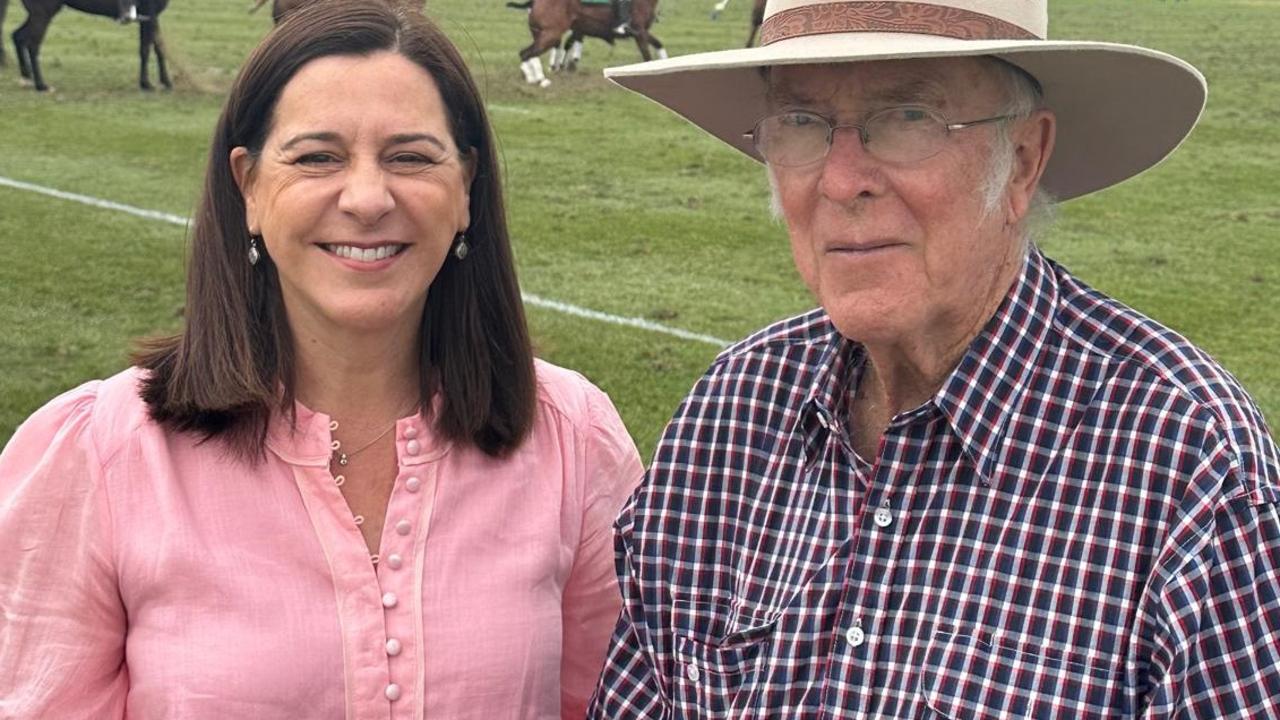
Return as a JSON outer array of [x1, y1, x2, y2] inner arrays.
[[329, 420, 398, 467]]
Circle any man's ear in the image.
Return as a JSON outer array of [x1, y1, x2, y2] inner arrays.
[[1005, 108, 1056, 225], [229, 147, 260, 235]]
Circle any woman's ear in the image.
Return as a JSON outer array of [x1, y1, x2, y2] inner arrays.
[[229, 147, 260, 235], [457, 147, 477, 234]]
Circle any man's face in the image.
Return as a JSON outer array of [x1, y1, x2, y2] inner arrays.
[[768, 58, 1035, 350]]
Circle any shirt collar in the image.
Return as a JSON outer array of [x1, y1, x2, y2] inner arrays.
[[932, 248, 1058, 484], [265, 398, 442, 467]]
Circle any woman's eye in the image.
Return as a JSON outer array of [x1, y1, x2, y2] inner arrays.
[[295, 153, 339, 165], [389, 153, 434, 165]]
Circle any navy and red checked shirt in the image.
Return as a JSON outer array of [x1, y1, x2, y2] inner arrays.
[[588, 249, 1280, 719]]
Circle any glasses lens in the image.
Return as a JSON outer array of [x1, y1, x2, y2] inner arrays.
[[755, 111, 829, 167], [865, 107, 946, 164]]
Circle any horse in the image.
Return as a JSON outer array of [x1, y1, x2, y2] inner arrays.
[[549, 12, 667, 74], [743, 0, 763, 47], [507, 0, 662, 88], [249, 0, 424, 25], [11, 0, 170, 91]]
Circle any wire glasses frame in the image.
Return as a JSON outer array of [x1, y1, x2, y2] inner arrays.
[[745, 106, 1016, 168]]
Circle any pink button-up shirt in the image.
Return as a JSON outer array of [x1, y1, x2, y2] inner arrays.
[[0, 360, 643, 720]]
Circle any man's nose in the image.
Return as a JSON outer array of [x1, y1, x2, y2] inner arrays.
[[817, 125, 884, 203]]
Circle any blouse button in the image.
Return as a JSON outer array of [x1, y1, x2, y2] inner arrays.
[[385, 683, 401, 701], [395, 520, 412, 536], [403, 426, 418, 439], [405, 439, 421, 456], [405, 476, 421, 493], [386, 553, 403, 569], [685, 663, 701, 682], [382, 592, 398, 609], [386, 638, 402, 656]]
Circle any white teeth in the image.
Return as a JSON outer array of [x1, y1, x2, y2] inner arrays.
[[327, 244, 403, 262]]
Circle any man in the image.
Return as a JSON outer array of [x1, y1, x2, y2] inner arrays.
[[589, 0, 1280, 717]]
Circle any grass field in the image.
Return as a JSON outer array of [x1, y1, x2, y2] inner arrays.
[[0, 0, 1276, 460]]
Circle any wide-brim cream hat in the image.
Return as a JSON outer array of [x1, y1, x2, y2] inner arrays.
[[605, 0, 1206, 201]]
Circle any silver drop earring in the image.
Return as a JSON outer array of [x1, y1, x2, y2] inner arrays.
[[453, 233, 470, 260], [248, 236, 262, 266]]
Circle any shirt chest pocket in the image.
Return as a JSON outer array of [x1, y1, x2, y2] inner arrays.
[[919, 628, 1128, 720], [670, 597, 775, 720]]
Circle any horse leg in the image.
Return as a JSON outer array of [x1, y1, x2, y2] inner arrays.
[[517, 28, 557, 87], [745, 23, 758, 48], [140, 18, 171, 90], [567, 35, 583, 72], [631, 29, 652, 62], [648, 32, 667, 60], [15, 10, 56, 91], [549, 35, 565, 71]]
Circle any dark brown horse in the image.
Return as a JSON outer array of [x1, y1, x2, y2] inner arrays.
[[250, 0, 424, 25], [508, 0, 661, 88], [11, 0, 170, 91]]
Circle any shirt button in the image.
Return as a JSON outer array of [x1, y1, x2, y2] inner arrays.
[[846, 625, 866, 648], [405, 476, 421, 493], [395, 520, 412, 536], [385, 683, 401, 701], [386, 553, 403, 569], [386, 638, 402, 656], [873, 507, 893, 528], [685, 663, 701, 682], [403, 426, 418, 439], [382, 592, 398, 609], [405, 439, 421, 456]]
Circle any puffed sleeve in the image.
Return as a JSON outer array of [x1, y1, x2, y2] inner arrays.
[[0, 382, 129, 719], [559, 385, 644, 720]]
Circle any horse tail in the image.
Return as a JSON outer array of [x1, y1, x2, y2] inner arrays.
[[505, 1, 533, 9]]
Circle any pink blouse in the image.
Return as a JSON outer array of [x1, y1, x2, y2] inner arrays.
[[0, 360, 643, 720]]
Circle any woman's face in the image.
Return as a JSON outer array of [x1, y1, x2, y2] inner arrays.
[[231, 51, 474, 341]]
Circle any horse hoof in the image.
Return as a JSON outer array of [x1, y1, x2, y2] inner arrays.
[[140, 83, 155, 92], [538, 78, 551, 88]]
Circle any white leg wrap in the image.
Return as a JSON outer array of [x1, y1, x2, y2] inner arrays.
[[571, 41, 583, 62], [657, 48, 669, 60], [519, 59, 537, 83], [714, 0, 730, 11], [549, 47, 563, 70], [530, 57, 550, 87]]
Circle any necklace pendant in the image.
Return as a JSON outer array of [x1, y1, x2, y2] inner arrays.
[[338, 453, 349, 466]]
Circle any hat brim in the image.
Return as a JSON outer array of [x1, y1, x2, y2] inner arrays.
[[605, 35, 1206, 201]]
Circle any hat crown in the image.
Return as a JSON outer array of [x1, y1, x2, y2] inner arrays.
[[761, 0, 1048, 45]]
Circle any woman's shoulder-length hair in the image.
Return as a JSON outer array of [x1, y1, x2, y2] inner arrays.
[[134, 0, 536, 460]]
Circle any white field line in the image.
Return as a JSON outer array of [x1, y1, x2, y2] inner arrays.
[[485, 104, 533, 115], [0, 174, 730, 347]]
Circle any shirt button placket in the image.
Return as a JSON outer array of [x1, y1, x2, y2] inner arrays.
[[381, 424, 423, 711]]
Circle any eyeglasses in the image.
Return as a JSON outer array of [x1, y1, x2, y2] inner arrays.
[[745, 106, 1015, 168]]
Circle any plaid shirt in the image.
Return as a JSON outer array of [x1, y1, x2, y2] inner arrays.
[[588, 249, 1280, 719]]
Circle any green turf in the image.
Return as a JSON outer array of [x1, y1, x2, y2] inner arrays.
[[0, 0, 1276, 461]]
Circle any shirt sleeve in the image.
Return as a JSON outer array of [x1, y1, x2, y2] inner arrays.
[[560, 385, 645, 720], [1140, 454, 1280, 718], [585, 495, 670, 719], [0, 382, 129, 720]]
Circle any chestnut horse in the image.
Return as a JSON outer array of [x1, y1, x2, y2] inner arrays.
[[10, 0, 170, 91], [508, 0, 661, 88], [250, 0, 424, 25]]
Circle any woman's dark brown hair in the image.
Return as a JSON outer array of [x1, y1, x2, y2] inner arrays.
[[135, 0, 536, 459]]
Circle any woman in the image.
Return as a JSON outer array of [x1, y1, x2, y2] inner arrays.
[[0, 2, 642, 718]]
